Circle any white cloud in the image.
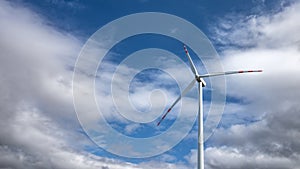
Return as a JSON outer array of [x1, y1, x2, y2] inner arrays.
[[125, 123, 142, 134], [0, 0, 195, 168], [206, 1, 300, 168], [184, 149, 197, 168], [0, 1, 122, 168], [0, 106, 143, 169], [205, 146, 300, 169]]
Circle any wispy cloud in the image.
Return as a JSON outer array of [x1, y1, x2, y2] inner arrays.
[[0, 0, 135, 168], [0, 0, 196, 168]]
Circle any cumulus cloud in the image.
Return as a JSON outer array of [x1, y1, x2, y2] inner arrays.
[[206, 1, 300, 168], [0, 107, 142, 169], [184, 149, 197, 168], [205, 146, 300, 169]]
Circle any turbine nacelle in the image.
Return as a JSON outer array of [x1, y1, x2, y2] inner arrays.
[[196, 75, 206, 87]]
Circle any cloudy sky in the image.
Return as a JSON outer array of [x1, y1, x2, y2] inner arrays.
[[1, 0, 300, 169]]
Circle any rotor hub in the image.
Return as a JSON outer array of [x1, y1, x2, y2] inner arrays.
[[195, 75, 206, 87]]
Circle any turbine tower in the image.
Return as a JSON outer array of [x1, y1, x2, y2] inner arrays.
[[157, 45, 262, 169]]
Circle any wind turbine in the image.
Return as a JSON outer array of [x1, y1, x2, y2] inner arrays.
[[157, 45, 262, 169]]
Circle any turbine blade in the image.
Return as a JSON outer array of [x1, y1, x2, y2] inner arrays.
[[157, 79, 196, 126], [199, 70, 263, 78], [184, 45, 199, 76]]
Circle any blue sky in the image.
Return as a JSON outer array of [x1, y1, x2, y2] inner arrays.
[[22, 0, 288, 40], [1, 0, 300, 169]]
